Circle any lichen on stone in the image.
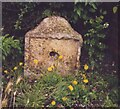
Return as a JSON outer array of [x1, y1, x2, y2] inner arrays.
[[26, 16, 83, 42], [24, 16, 83, 77]]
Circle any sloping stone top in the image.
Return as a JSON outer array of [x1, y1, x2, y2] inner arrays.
[[25, 16, 83, 43]]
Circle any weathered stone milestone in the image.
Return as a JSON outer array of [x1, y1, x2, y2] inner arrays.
[[24, 16, 83, 77]]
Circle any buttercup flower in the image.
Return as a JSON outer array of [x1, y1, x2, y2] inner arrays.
[[83, 79, 89, 83], [51, 100, 56, 105], [68, 85, 74, 91], [4, 70, 8, 74], [13, 67, 18, 70], [19, 62, 23, 66], [26, 54, 29, 60], [58, 55, 63, 59], [47, 67, 52, 71], [51, 65, 55, 69], [72, 80, 78, 85], [84, 64, 89, 70], [62, 97, 67, 101], [33, 59, 39, 65]]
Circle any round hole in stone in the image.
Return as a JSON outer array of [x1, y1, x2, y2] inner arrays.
[[49, 51, 59, 57], [65, 62, 69, 65]]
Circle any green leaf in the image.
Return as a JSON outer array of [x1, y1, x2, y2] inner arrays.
[[74, 0, 79, 4], [103, 11, 107, 15], [85, 1, 88, 6], [76, 9, 81, 16], [89, 19, 94, 24], [113, 6, 118, 14], [74, 14, 78, 21], [89, 8, 96, 13], [100, 15, 104, 19], [90, 3, 97, 10], [82, 14, 87, 20]]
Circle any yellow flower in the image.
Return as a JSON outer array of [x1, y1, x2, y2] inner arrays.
[[47, 67, 52, 71], [40, 74, 43, 77], [19, 62, 23, 66], [68, 85, 74, 91], [58, 55, 63, 59], [62, 97, 67, 101], [72, 80, 78, 85], [26, 54, 29, 60], [51, 65, 55, 69], [83, 79, 89, 83], [51, 100, 56, 105], [82, 74, 86, 79], [13, 67, 18, 70], [33, 59, 39, 65], [84, 64, 89, 70], [4, 70, 8, 74]]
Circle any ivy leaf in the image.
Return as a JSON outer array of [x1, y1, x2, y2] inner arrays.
[[113, 6, 118, 14]]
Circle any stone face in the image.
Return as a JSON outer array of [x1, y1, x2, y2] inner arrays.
[[24, 16, 83, 77]]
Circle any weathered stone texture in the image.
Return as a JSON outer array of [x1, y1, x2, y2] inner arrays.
[[24, 16, 83, 77]]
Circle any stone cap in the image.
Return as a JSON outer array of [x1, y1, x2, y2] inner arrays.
[[25, 16, 83, 45]]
